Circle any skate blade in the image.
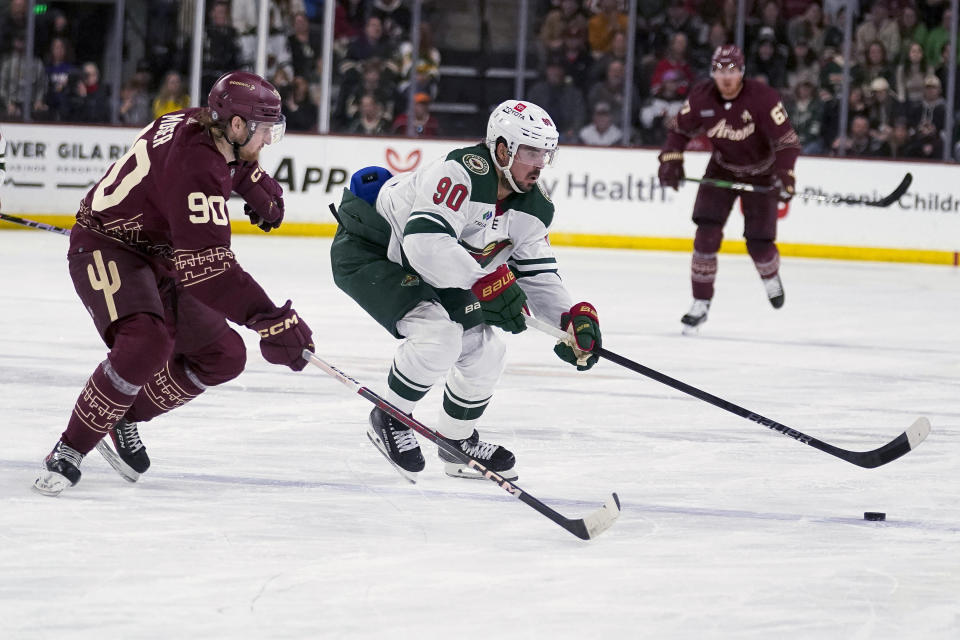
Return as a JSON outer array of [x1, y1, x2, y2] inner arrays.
[[95, 440, 141, 483], [32, 469, 72, 496], [442, 461, 518, 481], [365, 430, 419, 484], [681, 323, 701, 336]]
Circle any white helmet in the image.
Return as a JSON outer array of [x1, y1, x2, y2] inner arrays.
[[486, 99, 559, 192]]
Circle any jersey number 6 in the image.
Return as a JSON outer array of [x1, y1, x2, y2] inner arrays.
[[432, 177, 467, 212]]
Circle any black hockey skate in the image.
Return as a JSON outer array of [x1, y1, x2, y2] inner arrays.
[[681, 299, 711, 335], [96, 418, 150, 483], [763, 274, 785, 309], [367, 407, 425, 483], [33, 440, 85, 496], [438, 430, 517, 480]]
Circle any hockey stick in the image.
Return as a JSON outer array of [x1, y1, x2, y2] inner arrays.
[[302, 349, 621, 540], [686, 172, 912, 208], [525, 316, 930, 469], [0, 212, 72, 236]]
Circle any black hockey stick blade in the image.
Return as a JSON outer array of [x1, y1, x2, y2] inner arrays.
[[825, 416, 930, 469], [523, 317, 931, 469], [303, 350, 621, 540], [857, 172, 912, 207]]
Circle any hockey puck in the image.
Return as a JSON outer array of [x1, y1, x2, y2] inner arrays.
[[864, 512, 886, 521]]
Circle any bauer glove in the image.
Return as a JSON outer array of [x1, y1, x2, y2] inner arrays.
[[657, 151, 684, 190], [554, 302, 600, 371], [233, 162, 285, 232], [471, 264, 527, 334], [246, 300, 314, 371]]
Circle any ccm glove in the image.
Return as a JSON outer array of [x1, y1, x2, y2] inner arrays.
[[246, 300, 314, 371], [774, 169, 795, 202], [470, 264, 527, 334], [554, 302, 601, 371], [657, 151, 685, 190], [234, 162, 285, 232]]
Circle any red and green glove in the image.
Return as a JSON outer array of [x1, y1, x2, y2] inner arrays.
[[233, 162, 285, 232], [471, 264, 527, 334], [554, 302, 601, 371]]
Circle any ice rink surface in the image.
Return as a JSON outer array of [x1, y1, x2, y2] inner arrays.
[[1, 230, 957, 639]]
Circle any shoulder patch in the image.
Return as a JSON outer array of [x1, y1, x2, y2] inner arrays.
[[462, 153, 489, 175], [536, 181, 552, 203]]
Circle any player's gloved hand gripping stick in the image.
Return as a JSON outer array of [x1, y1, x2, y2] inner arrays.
[[525, 313, 930, 469], [233, 162, 285, 231]]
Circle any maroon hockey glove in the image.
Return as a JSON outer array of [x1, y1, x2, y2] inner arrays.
[[774, 169, 795, 202], [234, 163, 285, 232], [657, 151, 685, 191], [554, 302, 601, 371], [471, 264, 527, 334], [246, 301, 314, 371]]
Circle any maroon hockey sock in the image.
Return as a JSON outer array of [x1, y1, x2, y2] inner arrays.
[[691, 250, 718, 300], [746, 240, 780, 278], [62, 360, 140, 454], [125, 356, 207, 423]]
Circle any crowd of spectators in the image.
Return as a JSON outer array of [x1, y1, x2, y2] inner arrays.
[[0, 0, 958, 159], [0, 0, 440, 137], [529, 0, 959, 159]]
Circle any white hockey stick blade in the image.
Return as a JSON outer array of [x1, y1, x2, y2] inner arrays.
[[95, 440, 141, 483], [581, 493, 622, 539], [906, 417, 931, 449]]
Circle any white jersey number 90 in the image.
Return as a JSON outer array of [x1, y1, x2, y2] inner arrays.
[[187, 193, 229, 225]]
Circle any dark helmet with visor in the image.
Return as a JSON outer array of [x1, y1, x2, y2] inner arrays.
[[207, 70, 286, 145]]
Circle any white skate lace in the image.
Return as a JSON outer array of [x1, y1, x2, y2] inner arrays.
[[54, 443, 84, 467], [392, 427, 420, 453], [764, 276, 783, 298], [461, 439, 497, 461], [120, 421, 144, 454], [687, 299, 710, 318]]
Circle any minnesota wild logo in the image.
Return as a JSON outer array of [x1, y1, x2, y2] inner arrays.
[[460, 239, 512, 266], [400, 274, 420, 287], [463, 153, 490, 175]]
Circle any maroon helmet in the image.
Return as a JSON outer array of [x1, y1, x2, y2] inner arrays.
[[711, 45, 745, 73], [208, 70, 285, 144]]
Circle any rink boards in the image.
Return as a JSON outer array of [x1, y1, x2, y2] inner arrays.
[[1, 122, 957, 264]]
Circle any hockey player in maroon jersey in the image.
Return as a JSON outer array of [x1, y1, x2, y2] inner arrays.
[[33, 71, 315, 496], [657, 44, 800, 334]]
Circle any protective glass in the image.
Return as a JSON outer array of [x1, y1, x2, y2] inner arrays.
[[711, 62, 742, 77], [514, 144, 558, 168], [249, 115, 287, 145]]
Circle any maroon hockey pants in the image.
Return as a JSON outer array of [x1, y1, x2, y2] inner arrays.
[[62, 230, 246, 453], [689, 164, 780, 300]]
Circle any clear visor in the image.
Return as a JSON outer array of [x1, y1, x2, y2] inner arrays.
[[712, 62, 742, 76], [248, 115, 286, 145], [513, 144, 558, 169]]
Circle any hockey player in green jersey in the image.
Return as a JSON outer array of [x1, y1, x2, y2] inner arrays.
[[330, 100, 602, 482]]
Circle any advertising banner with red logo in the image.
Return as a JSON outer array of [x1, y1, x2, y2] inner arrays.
[[1, 123, 958, 259]]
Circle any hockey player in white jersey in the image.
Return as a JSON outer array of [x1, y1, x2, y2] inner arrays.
[[330, 99, 602, 482]]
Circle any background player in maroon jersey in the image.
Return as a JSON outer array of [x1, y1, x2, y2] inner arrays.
[[34, 70, 315, 496], [657, 44, 800, 334]]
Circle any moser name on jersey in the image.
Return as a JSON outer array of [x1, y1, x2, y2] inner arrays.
[[153, 112, 187, 148]]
